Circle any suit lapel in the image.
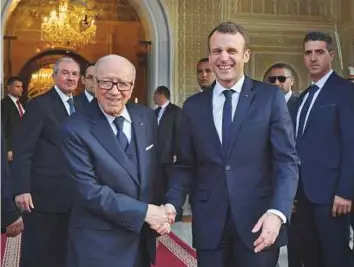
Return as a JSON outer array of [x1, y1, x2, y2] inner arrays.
[[159, 103, 172, 124], [90, 101, 139, 185], [128, 105, 147, 191], [48, 88, 69, 121], [226, 77, 255, 158], [302, 73, 336, 135], [204, 88, 223, 157]]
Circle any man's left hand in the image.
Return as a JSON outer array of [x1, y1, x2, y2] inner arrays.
[[332, 195, 352, 217], [252, 212, 282, 253]]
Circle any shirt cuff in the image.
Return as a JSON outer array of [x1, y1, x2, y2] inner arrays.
[[165, 203, 176, 213], [267, 209, 287, 224]]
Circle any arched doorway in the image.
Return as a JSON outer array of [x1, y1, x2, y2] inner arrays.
[[1, 0, 172, 107], [18, 49, 89, 102]]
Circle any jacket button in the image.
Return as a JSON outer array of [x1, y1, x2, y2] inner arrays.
[[225, 165, 231, 171]]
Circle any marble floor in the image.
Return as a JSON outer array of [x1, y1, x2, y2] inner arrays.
[[171, 221, 288, 266]]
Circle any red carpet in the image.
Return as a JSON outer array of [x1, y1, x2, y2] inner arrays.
[[155, 232, 197, 267], [1, 232, 196, 267]]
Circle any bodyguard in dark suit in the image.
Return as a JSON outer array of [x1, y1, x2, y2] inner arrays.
[[266, 63, 301, 267], [61, 55, 169, 267], [165, 22, 299, 267], [153, 86, 182, 197], [74, 63, 95, 107], [1, 76, 25, 162], [294, 32, 354, 267], [196, 58, 216, 92], [1, 130, 23, 236], [11, 57, 81, 267]]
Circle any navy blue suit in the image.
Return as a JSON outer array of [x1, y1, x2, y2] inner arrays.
[[1, 130, 20, 232], [293, 72, 354, 267], [166, 77, 299, 267], [11, 88, 78, 267], [60, 100, 160, 267], [74, 91, 91, 108]]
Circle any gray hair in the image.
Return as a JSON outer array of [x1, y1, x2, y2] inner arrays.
[[53, 57, 80, 75]]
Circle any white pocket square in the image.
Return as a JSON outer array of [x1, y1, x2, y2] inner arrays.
[[145, 144, 154, 151]]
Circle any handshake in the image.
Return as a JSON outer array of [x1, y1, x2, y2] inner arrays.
[[144, 204, 177, 235]]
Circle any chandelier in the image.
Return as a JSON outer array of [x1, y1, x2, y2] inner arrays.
[[40, 0, 97, 51], [28, 66, 54, 99]]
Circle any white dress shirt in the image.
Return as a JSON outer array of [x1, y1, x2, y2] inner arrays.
[[157, 101, 170, 125], [213, 76, 286, 223], [99, 105, 132, 143], [285, 90, 292, 103], [54, 86, 74, 115], [84, 90, 94, 102], [295, 70, 333, 137], [8, 94, 25, 115]]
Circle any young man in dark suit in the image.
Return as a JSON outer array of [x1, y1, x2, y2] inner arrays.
[[294, 31, 354, 267], [153, 86, 182, 218], [1, 76, 25, 162], [11, 57, 81, 267], [61, 55, 169, 267], [165, 22, 299, 267], [74, 63, 95, 107]]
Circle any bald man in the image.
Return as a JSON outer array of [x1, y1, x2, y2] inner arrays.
[[60, 55, 169, 267]]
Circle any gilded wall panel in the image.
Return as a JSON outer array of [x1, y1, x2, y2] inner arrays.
[[177, 0, 221, 102]]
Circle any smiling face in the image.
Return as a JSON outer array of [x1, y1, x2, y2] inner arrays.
[[304, 40, 334, 82], [95, 55, 135, 117], [208, 31, 250, 88]]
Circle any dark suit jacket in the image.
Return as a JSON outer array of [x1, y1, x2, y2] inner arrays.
[[11, 88, 75, 213], [60, 100, 159, 267], [1, 95, 24, 152], [1, 130, 20, 233], [156, 102, 182, 164], [287, 94, 298, 117], [74, 90, 91, 108], [166, 76, 299, 251], [294, 72, 354, 203]]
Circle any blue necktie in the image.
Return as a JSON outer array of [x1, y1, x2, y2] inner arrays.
[[67, 98, 75, 115], [222, 89, 235, 153], [113, 116, 129, 151], [297, 84, 319, 138]]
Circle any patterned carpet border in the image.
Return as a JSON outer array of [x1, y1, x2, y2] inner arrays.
[[158, 232, 197, 267], [2, 234, 21, 267]]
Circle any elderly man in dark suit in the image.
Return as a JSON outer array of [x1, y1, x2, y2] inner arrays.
[[11, 57, 81, 267], [1, 76, 25, 162], [74, 63, 95, 106], [165, 22, 299, 267], [293, 31, 354, 267], [61, 55, 169, 267]]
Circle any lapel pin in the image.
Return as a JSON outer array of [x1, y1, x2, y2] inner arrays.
[[140, 122, 144, 126], [245, 94, 249, 97]]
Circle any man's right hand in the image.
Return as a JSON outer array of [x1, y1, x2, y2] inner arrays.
[[145, 204, 168, 226], [6, 217, 24, 237], [7, 151, 13, 162], [15, 193, 34, 213]]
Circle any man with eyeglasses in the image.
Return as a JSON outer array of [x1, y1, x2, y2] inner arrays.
[[61, 54, 169, 267], [74, 63, 95, 107], [266, 63, 298, 115], [11, 57, 81, 267]]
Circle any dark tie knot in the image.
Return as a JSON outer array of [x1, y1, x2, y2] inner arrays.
[[222, 89, 235, 100], [113, 116, 125, 130], [67, 98, 74, 105], [308, 84, 319, 95]]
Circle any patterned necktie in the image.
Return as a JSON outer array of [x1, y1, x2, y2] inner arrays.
[[113, 116, 129, 151], [16, 99, 24, 119], [222, 89, 235, 153], [297, 84, 320, 138], [67, 98, 76, 115]]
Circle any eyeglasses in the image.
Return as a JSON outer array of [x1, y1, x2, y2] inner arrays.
[[267, 76, 290, 84], [96, 79, 133, 91]]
